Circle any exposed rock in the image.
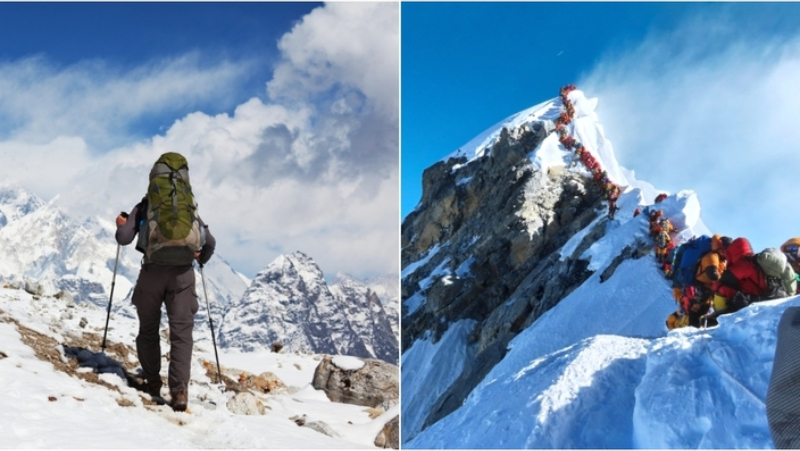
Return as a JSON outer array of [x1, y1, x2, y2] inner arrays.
[[290, 414, 307, 426], [239, 371, 289, 395], [303, 421, 339, 438], [402, 118, 612, 440], [24, 279, 43, 297], [374, 416, 399, 449], [54, 290, 74, 306], [226, 392, 265, 415], [599, 240, 652, 283], [312, 356, 398, 410], [364, 406, 385, 419]]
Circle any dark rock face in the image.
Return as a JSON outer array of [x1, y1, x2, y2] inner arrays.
[[402, 122, 610, 437]]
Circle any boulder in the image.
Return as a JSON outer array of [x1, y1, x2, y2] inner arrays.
[[374, 416, 399, 449], [312, 356, 398, 410], [226, 392, 265, 415]]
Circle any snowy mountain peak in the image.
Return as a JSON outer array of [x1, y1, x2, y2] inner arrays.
[[446, 90, 628, 186], [219, 251, 398, 363], [400, 87, 738, 447], [0, 184, 46, 228]]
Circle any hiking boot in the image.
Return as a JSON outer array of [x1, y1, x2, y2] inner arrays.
[[142, 378, 162, 398], [170, 388, 188, 412]]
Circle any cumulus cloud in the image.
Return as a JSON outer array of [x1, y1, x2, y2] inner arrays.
[[42, 2, 400, 280], [580, 12, 800, 252]]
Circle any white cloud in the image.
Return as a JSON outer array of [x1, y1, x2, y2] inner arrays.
[[34, 2, 401, 280], [268, 2, 399, 122], [580, 14, 800, 253], [0, 53, 251, 148]]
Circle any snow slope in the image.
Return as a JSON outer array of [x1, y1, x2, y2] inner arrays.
[[0, 285, 396, 448], [403, 90, 784, 448], [407, 294, 797, 448]]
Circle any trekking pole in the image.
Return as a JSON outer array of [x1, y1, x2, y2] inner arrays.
[[199, 264, 222, 385], [101, 242, 121, 351]]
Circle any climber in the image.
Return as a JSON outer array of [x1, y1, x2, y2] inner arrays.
[[710, 237, 766, 317], [780, 238, 800, 274], [694, 235, 731, 289], [655, 193, 668, 203], [648, 210, 664, 238], [654, 216, 675, 264]]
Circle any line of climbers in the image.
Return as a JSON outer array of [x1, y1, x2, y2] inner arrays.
[[643, 201, 800, 329], [555, 85, 621, 219]]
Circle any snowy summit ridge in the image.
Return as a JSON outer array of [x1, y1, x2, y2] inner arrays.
[[401, 87, 783, 448]]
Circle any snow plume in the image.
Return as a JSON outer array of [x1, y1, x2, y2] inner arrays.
[[580, 8, 800, 253], [1, 3, 399, 280]]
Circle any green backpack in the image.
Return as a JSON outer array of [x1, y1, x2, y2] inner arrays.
[[135, 152, 206, 265]]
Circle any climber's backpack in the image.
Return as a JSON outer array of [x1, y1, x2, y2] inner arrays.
[[756, 248, 797, 296], [673, 235, 713, 288], [135, 152, 206, 265]]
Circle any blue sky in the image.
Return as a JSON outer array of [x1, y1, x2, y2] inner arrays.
[[402, 2, 800, 254], [0, 2, 318, 147], [0, 3, 399, 280]]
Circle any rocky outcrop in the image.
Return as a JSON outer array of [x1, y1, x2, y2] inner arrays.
[[312, 356, 399, 410], [402, 120, 612, 438]]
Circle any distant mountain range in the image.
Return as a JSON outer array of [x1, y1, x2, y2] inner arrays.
[[0, 183, 398, 363]]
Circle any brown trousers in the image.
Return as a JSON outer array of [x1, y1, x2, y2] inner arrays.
[[131, 263, 198, 393]]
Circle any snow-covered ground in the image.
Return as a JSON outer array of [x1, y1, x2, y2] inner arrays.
[[0, 285, 395, 448]]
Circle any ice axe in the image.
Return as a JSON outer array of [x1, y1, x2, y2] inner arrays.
[[101, 212, 126, 352]]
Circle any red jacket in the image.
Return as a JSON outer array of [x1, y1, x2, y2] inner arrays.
[[715, 237, 766, 298]]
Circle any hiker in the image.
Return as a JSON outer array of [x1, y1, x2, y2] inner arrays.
[[115, 152, 216, 412], [654, 193, 668, 203]]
